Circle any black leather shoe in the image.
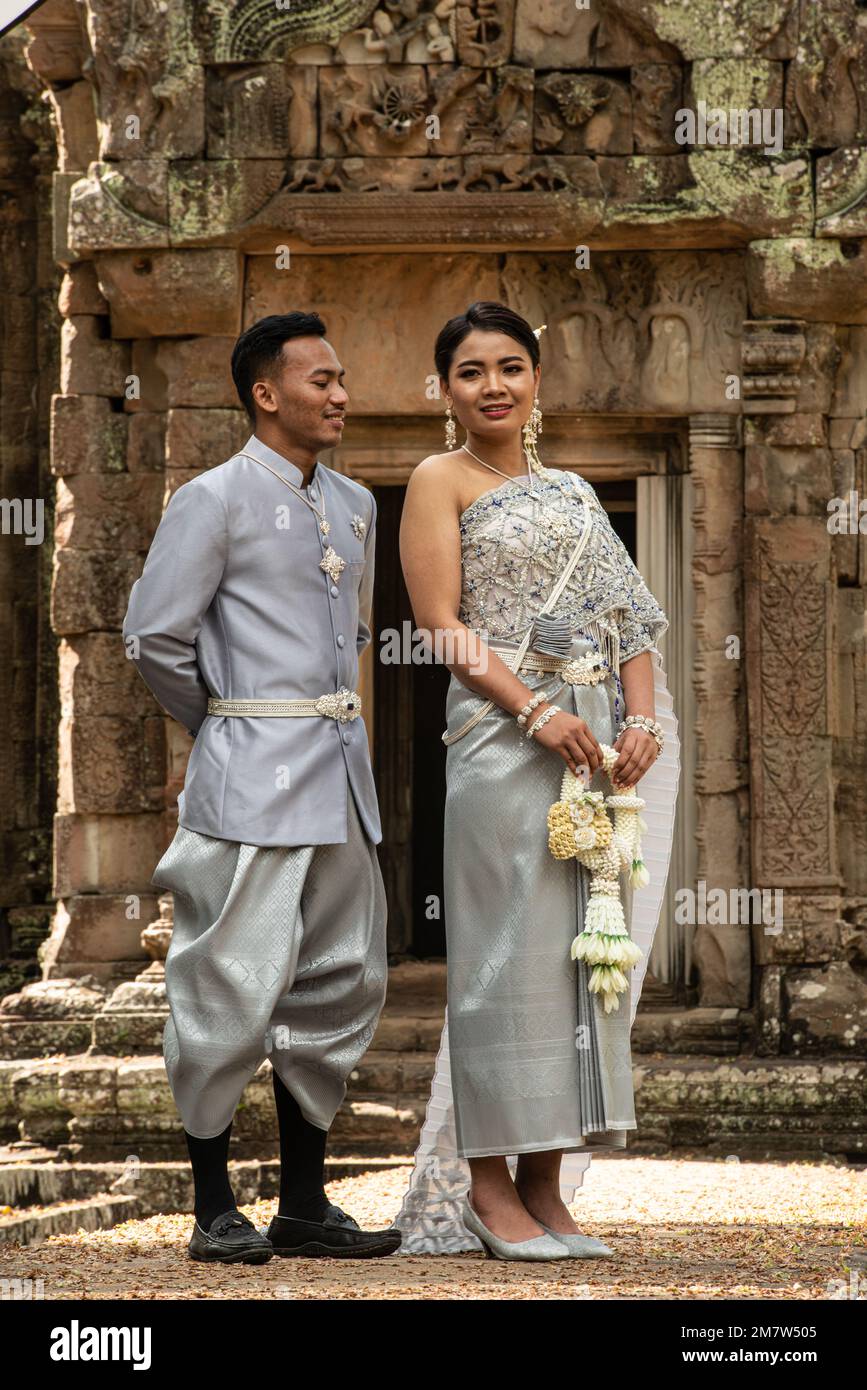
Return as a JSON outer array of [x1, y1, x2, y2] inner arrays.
[[266, 1203, 403, 1259], [188, 1209, 274, 1264]]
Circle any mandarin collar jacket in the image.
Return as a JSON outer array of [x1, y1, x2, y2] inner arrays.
[[122, 433, 382, 847]]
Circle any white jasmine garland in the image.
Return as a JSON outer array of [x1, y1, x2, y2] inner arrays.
[[547, 743, 649, 1014]]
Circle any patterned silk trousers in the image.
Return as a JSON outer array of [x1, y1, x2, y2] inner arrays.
[[150, 790, 388, 1139]]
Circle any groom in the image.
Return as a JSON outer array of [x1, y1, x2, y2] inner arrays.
[[122, 312, 400, 1262]]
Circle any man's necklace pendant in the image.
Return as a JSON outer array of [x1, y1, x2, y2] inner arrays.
[[319, 518, 330, 536], [320, 546, 346, 584]]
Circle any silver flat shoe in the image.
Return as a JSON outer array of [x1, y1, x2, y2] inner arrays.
[[539, 1223, 614, 1258], [462, 1200, 570, 1262]]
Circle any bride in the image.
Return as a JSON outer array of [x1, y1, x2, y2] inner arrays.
[[393, 301, 680, 1260]]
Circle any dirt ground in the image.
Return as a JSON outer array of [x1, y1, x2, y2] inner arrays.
[[2, 1154, 865, 1301]]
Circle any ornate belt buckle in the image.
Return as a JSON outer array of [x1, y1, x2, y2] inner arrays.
[[314, 686, 362, 722]]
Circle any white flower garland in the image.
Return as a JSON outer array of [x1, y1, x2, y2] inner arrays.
[[547, 743, 649, 1014]]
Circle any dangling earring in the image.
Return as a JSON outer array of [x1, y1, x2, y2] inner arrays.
[[444, 402, 457, 450], [523, 396, 544, 474]]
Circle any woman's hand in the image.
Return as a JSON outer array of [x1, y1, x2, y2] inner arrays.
[[528, 706, 603, 775], [612, 726, 658, 789]]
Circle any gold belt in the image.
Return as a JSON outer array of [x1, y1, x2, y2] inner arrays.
[[207, 688, 362, 722]]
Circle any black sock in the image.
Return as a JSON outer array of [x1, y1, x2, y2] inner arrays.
[[185, 1123, 237, 1231], [272, 1069, 331, 1221]]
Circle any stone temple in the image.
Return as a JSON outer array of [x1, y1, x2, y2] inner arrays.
[[1, 0, 866, 1237]]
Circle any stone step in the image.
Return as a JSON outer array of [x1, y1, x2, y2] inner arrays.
[[0, 1193, 141, 1246], [0, 1153, 410, 1222], [3, 1050, 867, 1163], [631, 1006, 748, 1055], [0, 960, 449, 1059]]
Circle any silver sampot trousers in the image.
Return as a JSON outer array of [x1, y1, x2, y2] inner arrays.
[[150, 789, 388, 1139]]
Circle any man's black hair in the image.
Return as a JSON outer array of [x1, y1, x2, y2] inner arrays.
[[231, 312, 328, 422]]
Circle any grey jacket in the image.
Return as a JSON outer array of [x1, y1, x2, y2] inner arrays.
[[122, 433, 382, 847]]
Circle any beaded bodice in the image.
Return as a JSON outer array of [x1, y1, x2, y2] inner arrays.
[[458, 467, 668, 664]]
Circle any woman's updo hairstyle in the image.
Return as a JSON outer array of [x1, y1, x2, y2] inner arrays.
[[434, 301, 541, 382]]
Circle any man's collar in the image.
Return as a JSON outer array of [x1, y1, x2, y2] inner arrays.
[[241, 433, 321, 489]]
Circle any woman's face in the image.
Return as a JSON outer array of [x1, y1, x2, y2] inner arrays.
[[443, 329, 540, 441]]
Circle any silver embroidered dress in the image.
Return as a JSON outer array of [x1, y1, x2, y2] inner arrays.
[[395, 466, 681, 1253]]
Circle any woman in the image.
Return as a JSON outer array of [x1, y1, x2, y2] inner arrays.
[[393, 302, 680, 1260]]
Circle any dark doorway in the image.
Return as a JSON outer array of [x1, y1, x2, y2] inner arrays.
[[372, 478, 637, 959]]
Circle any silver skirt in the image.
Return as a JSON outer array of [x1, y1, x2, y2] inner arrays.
[[443, 633, 636, 1158]]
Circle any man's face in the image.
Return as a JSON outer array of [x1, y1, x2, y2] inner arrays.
[[251, 336, 348, 449]]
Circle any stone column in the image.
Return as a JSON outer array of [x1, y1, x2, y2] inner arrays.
[[687, 413, 751, 1008], [741, 317, 850, 1055]]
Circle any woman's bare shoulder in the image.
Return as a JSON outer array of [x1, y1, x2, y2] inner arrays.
[[411, 450, 462, 479], [405, 451, 463, 504]]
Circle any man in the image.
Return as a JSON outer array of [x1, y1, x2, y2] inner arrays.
[[122, 312, 399, 1263]]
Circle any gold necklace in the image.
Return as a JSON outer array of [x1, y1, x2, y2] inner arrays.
[[241, 452, 347, 585]]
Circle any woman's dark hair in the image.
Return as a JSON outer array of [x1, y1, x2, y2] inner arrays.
[[434, 301, 540, 381], [231, 312, 327, 421]]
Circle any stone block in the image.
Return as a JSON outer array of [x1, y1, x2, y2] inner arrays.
[[51, 394, 127, 474], [794, 324, 840, 415], [83, 0, 205, 161], [57, 1057, 118, 1115], [244, 252, 492, 413], [168, 159, 284, 245], [535, 73, 632, 155], [59, 632, 158, 720], [53, 813, 168, 897], [58, 262, 109, 317], [58, 713, 165, 815], [51, 549, 145, 633], [41, 894, 155, 972], [632, 64, 683, 154], [165, 407, 248, 472], [127, 412, 166, 473], [94, 250, 243, 338], [206, 62, 299, 157], [126, 341, 168, 414], [785, 7, 867, 147], [24, 2, 87, 82], [513, 0, 595, 67], [455, 0, 513, 66], [830, 327, 867, 418], [54, 473, 164, 551], [52, 171, 84, 265], [686, 59, 784, 140], [154, 337, 238, 408], [68, 162, 170, 255], [816, 147, 867, 238], [783, 962, 867, 1054], [747, 240, 867, 324], [744, 444, 833, 516], [47, 79, 99, 173], [60, 316, 131, 397], [744, 414, 827, 448]]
